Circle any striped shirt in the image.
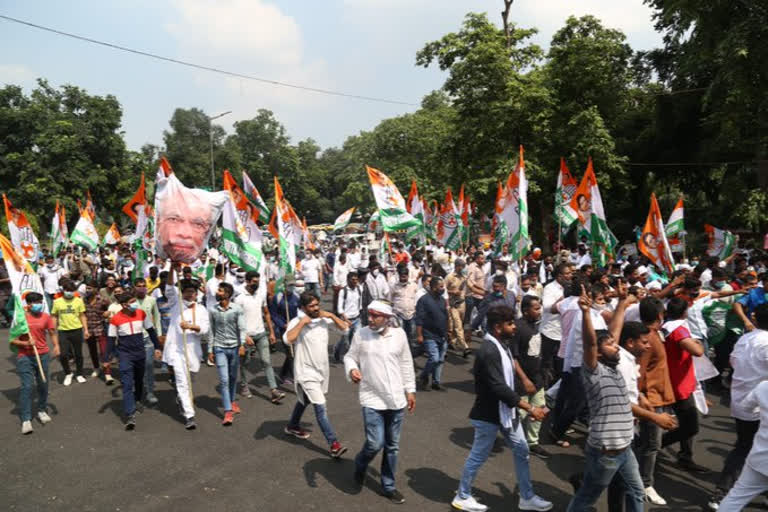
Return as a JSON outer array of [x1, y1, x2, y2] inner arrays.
[[108, 309, 155, 359], [582, 362, 635, 450]]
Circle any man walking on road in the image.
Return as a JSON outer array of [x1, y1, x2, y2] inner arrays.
[[283, 292, 349, 458], [345, 300, 415, 505]]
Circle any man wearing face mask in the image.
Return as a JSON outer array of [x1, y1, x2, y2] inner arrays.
[[10, 292, 59, 435], [107, 291, 162, 430], [345, 300, 416, 504], [40, 255, 66, 311], [272, 276, 300, 385], [133, 278, 162, 406], [415, 276, 449, 391], [540, 263, 573, 389], [366, 261, 390, 301], [389, 263, 418, 346], [162, 275, 209, 430], [446, 258, 470, 357], [231, 269, 248, 299], [472, 275, 517, 333], [51, 280, 89, 386], [234, 271, 284, 404]]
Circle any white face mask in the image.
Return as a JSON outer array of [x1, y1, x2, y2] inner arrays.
[[370, 324, 386, 333], [183, 300, 196, 308]]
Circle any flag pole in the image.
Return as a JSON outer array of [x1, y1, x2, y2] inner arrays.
[[31, 338, 46, 384]]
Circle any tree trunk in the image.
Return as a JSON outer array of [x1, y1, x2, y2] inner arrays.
[[501, 0, 514, 49]]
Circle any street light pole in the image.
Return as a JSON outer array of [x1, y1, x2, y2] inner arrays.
[[207, 110, 231, 190]]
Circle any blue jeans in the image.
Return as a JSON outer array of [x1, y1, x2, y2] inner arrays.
[[214, 346, 240, 412], [288, 386, 337, 446], [355, 407, 406, 492], [458, 419, 534, 500], [567, 444, 644, 512], [143, 338, 156, 399], [118, 351, 145, 416], [419, 337, 447, 384], [17, 353, 50, 422], [333, 316, 359, 361], [304, 282, 320, 299]]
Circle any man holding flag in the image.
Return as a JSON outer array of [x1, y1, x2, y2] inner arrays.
[[10, 292, 59, 435]]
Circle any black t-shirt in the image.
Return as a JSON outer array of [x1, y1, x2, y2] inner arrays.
[[512, 317, 544, 390]]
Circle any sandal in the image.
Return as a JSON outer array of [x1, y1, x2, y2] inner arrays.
[[271, 390, 286, 404]]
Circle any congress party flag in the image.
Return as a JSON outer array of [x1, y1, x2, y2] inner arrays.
[[50, 200, 68, 258], [103, 223, 121, 246], [220, 170, 263, 272], [0, 233, 46, 310], [499, 146, 530, 259], [638, 193, 675, 274], [665, 197, 685, 253], [272, 176, 301, 292], [154, 156, 228, 264], [333, 207, 355, 232], [437, 188, 461, 250], [569, 157, 618, 266], [3, 195, 41, 264], [122, 173, 146, 223], [70, 209, 100, 252], [366, 165, 420, 232], [302, 217, 315, 252], [555, 158, 578, 231], [242, 171, 271, 225], [704, 224, 735, 260], [406, 180, 426, 243]]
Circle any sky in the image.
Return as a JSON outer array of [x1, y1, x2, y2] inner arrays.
[[0, 0, 664, 152]]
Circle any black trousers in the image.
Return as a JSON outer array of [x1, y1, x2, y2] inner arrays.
[[715, 418, 760, 494], [551, 369, 588, 439], [661, 395, 699, 461], [540, 333, 561, 388], [59, 328, 84, 376]]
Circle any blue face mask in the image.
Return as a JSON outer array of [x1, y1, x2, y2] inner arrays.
[[30, 303, 44, 314], [127, 302, 139, 312], [712, 281, 725, 290], [493, 291, 504, 298]]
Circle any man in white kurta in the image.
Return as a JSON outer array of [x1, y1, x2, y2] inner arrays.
[[283, 292, 349, 458], [162, 276, 209, 429], [345, 300, 415, 504]]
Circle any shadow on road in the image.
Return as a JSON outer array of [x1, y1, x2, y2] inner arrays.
[[303, 456, 362, 494], [253, 419, 330, 458]]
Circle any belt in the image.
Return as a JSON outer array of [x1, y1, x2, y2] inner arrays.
[[601, 445, 628, 456]]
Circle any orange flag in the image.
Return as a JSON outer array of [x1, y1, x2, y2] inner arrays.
[[638, 193, 675, 273], [122, 173, 146, 223]]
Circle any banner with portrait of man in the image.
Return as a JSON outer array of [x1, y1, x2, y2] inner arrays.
[[153, 157, 228, 264]]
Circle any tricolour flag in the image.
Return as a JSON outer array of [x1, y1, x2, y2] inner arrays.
[[665, 197, 685, 253], [366, 211, 381, 233], [498, 146, 530, 259], [302, 217, 315, 252], [437, 188, 461, 250], [569, 157, 618, 266], [220, 170, 263, 272], [422, 199, 435, 240], [3, 195, 41, 264], [380, 232, 392, 265], [704, 224, 735, 260], [9, 294, 30, 352], [103, 223, 121, 246], [242, 171, 271, 225], [70, 209, 100, 252], [50, 200, 68, 258], [555, 157, 578, 231], [122, 173, 146, 223], [0, 233, 46, 311], [638, 193, 675, 274], [333, 207, 355, 232], [273, 176, 301, 292], [458, 184, 470, 246], [406, 180, 426, 243], [366, 166, 420, 232]]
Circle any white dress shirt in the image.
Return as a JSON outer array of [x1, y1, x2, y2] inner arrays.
[[730, 329, 768, 421], [161, 286, 209, 373], [344, 325, 416, 410], [617, 345, 640, 405], [234, 290, 267, 336], [337, 285, 362, 320], [540, 280, 564, 340], [333, 260, 350, 287], [743, 381, 768, 475]]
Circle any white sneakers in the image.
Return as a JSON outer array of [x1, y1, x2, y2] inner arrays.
[[451, 495, 488, 512], [63, 373, 73, 386], [105, 374, 115, 385], [519, 495, 553, 511], [91, 370, 99, 378], [21, 421, 33, 434], [76, 375, 86, 384], [645, 486, 667, 505], [37, 411, 52, 424]]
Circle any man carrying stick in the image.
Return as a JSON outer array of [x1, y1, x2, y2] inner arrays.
[[10, 292, 59, 435]]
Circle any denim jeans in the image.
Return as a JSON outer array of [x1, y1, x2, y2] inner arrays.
[[567, 444, 645, 512], [143, 338, 156, 399], [304, 282, 320, 299], [118, 351, 145, 416], [240, 332, 277, 389], [214, 346, 240, 412], [288, 386, 337, 446], [458, 419, 534, 500], [419, 337, 447, 384], [355, 407, 406, 493], [333, 316, 359, 361], [636, 410, 663, 487], [17, 353, 50, 422]]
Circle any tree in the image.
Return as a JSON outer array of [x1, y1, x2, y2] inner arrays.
[[163, 107, 229, 188]]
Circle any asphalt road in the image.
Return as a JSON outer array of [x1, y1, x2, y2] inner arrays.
[[0, 316, 765, 512]]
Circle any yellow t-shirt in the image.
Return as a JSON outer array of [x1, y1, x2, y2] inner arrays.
[[51, 297, 86, 331], [146, 277, 161, 294]]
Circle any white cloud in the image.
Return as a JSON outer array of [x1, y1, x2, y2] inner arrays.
[[0, 64, 37, 87], [165, 0, 334, 113]]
